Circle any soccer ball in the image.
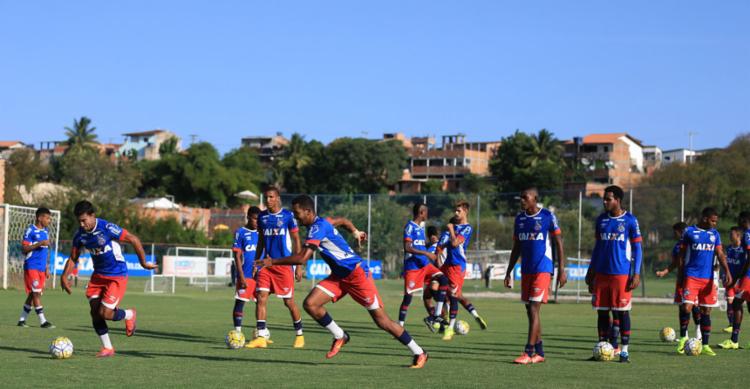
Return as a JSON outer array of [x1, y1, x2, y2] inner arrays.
[[684, 338, 702, 356], [225, 330, 246, 349], [455, 320, 470, 335], [592, 341, 615, 361], [49, 337, 74, 359], [659, 327, 676, 342]]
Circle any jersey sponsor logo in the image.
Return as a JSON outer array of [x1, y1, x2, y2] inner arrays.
[[264, 228, 287, 236], [309, 224, 319, 237], [599, 233, 626, 241], [691, 243, 715, 251], [412, 239, 426, 246], [517, 232, 544, 241], [106, 223, 122, 236], [244, 244, 257, 252], [92, 245, 113, 256]]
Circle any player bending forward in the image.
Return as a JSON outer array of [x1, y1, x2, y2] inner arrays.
[[61, 201, 157, 357], [256, 195, 429, 368]]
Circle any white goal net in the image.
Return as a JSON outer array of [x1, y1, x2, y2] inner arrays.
[[145, 246, 234, 293]]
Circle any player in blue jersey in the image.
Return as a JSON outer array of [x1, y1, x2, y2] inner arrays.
[[726, 212, 750, 349], [656, 222, 702, 341], [231, 206, 261, 336], [255, 195, 429, 368], [717, 226, 747, 348], [17, 207, 55, 329], [674, 207, 732, 356], [247, 186, 305, 349], [421, 226, 444, 319], [399, 203, 451, 333], [504, 188, 566, 364], [585, 186, 642, 363], [60, 201, 157, 358]]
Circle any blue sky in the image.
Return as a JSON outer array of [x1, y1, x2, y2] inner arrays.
[[1, 1, 747, 153]]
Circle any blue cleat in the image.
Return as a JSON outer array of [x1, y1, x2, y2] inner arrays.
[[619, 351, 630, 363]]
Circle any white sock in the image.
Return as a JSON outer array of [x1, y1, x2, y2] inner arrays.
[[398, 321, 404, 327], [38, 312, 47, 324], [124, 309, 134, 320], [258, 328, 271, 338], [449, 318, 456, 328], [622, 345, 629, 353], [325, 320, 345, 339], [407, 340, 424, 355], [235, 326, 242, 332], [696, 329, 702, 340], [434, 302, 445, 318], [100, 333, 113, 349], [19, 304, 31, 322], [470, 309, 479, 318]]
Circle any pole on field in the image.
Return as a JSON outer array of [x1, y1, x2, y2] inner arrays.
[[150, 243, 156, 293], [205, 246, 209, 292], [476, 194, 481, 250], [2, 204, 9, 290], [52, 211, 60, 289], [577, 192, 583, 303], [367, 194, 372, 269], [312, 195, 318, 287], [680, 184, 685, 221], [423, 195, 427, 205]]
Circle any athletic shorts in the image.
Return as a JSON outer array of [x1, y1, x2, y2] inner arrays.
[[403, 263, 443, 294], [521, 273, 551, 304], [256, 265, 295, 298], [591, 274, 631, 311], [235, 277, 257, 302], [441, 264, 465, 296], [734, 276, 750, 303], [86, 274, 128, 309], [682, 276, 718, 307], [726, 285, 737, 299], [24, 269, 46, 294], [316, 266, 383, 310]]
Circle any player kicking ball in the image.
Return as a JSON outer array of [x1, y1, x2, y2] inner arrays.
[[256, 195, 429, 368], [504, 188, 566, 364], [60, 201, 157, 357], [17, 207, 55, 329]]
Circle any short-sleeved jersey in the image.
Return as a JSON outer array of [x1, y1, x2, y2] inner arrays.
[[232, 227, 259, 278], [305, 217, 364, 278], [513, 208, 561, 275], [427, 242, 438, 254], [743, 229, 750, 251], [22, 224, 49, 271], [592, 211, 642, 276], [725, 245, 746, 280], [681, 226, 721, 280], [258, 209, 299, 260], [444, 224, 472, 271], [403, 220, 430, 271], [72, 219, 128, 277]]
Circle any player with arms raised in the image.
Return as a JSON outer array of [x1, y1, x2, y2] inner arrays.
[[17, 207, 55, 329], [256, 195, 429, 368], [60, 200, 157, 357], [231, 206, 261, 336]]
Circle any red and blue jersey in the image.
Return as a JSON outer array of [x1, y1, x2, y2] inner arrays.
[[232, 227, 259, 278], [403, 220, 430, 271], [681, 226, 721, 280], [725, 245, 746, 280], [72, 219, 128, 277], [305, 216, 364, 278], [258, 208, 299, 260], [427, 242, 438, 254], [591, 211, 643, 276], [444, 224, 472, 271], [22, 224, 49, 271], [513, 208, 561, 275]]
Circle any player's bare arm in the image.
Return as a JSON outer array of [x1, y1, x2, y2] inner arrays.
[[404, 239, 437, 261], [255, 228, 267, 260], [715, 245, 732, 287], [328, 217, 367, 242], [60, 250, 80, 295], [553, 233, 567, 288], [121, 232, 157, 270], [291, 229, 304, 281], [234, 250, 246, 289], [447, 223, 465, 248], [21, 239, 49, 254], [257, 247, 315, 267], [504, 240, 521, 288], [656, 251, 681, 277]]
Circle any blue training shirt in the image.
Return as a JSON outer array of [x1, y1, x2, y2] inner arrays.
[[514, 208, 561, 275], [232, 227, 259, 278], [444, 224, 472, 272], [258, 208, 299, 260], [305, 216, 365, 278], [591, 211, 643, 276], [403, 220, 430, 271], [22, 224, 49, 271], [681, 225, 721, 280], [72, 218, 128, 277]]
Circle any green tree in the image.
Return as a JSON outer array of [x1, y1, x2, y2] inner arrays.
[[222, 146, 265, 205], [3, 148, 48, 204], [158, 136, 180, 156], [274, 133, 315, 193], [63, 116, 99, 152], [489, 129, 565, 195]]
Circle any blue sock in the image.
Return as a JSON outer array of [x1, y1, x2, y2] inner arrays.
[[34, 306, 43, 315], [679, 308, 690, 337], [620, 312, 631, 347], [535, 341, 544, 357], [396, 330, 413, 345], [293, 319, 303, 334], [93, 317, 109, 335], [315, 313, 333, 327], [700, 313, 711, 345], [257, 320, 267, 331], [112, 308, 126, 321], [727, 304, 735, 327], [692, 305, 701, 325], [233, 300, 245, 328], [610, 315, 620, 348], [597, 311, 609, 341], [23, 304, 31, 314], [449, 296, 459, 320], [398, 294, 413, 322], [524, 343, 533, 357], [464, 303, 475, 312]]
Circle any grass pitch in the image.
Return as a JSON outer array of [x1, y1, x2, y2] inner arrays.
[[0, 278, 743, 388]]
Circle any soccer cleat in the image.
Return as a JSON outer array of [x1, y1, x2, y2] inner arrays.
[[96, 348, 115, 358], [424, 316, 437, 333], [40, 321, 56, 329], [410, 352, 429, 369], [17, 320, 29, 328], [530, 354, 545, 364], [612, 347, 621, 356], [125, 309, 137, 337], [619, 351, 630, 363], [442, 326, 455, 341], [475, 315, 488, 330], [246, 337, 268, 349], [326, 332, 350, 359], [513, 353, 533, 364], [718, 339, 739, 350], [677, 337, 688, 354], [293, 335, 305, 348], [723, 326, 733, 334], [701, 345, 717, 356]]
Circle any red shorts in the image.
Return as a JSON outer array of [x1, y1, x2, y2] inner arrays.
[[726, 285, 737, 299], [734, 276, 750, 302], [86, 274, 128, 309], [235, 277, 257, 302], [256, 265, 295, 298], [316, 266, 383, 310], [591, 274, 632, 311], [521, 273, 551, 304], [24, 269, 46, 294], [682, 276, 718, 307], [70, 265, 79, 276], [403, 264, 443, 294], [441, 264, 465, 296]]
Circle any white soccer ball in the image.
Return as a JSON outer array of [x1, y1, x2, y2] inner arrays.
[[593, 341, 615, 361], [684, 338, 702, 356], [49, 336, 74, 359], [455, 319, 470, 335], [660, 327, 676, 342], [225, 330, 246, 349]]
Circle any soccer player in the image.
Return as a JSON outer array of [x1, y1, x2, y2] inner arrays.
[[674, 207, 732, 356], [255, 195, 429, 368], [231, 206, 261, 336], [585, 185, 642, 363], [504, 188, 566, 364], [399, 203, 450, 332], [60, 200, 157, 357], [248, 186, 305, 348], [422, 226, 443, 318], [726, 212, 750, 349], [717, 226, 746, 348], [17, 207, 55, 329], [655, 222, 703, 341]]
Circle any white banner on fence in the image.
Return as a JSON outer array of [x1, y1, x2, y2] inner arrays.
[[214, 257, 233, 277], [162, 256, 207, 277]]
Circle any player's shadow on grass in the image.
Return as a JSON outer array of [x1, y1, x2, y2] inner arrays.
[[0, 345, 52, 356], [69, 326, 215, 344], [115, 349, 361, 366]]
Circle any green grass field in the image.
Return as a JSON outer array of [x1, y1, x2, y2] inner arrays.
[[0, 278, 744, 388]]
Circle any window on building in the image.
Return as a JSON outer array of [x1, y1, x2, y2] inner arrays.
[[429, 158, 444, 167], [413, 159, 427, 166]]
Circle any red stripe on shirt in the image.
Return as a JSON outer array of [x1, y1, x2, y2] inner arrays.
[[552, 228, 562, 236], [630, 236, 642, 243], [22, 240, 32, 246], [290, 227, 299, 233], [404, 237, 412, 242], [119, 229, 129, 241], [306, 239, 321, 247], [232, 247, 242, 253]]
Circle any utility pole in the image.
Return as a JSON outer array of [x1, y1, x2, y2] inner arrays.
[[688, 131, 697, 151], [190, 134, 198, 145]]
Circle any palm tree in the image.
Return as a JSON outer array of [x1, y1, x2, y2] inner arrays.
[[522, 129, 563, 167], [274, 133, 312, 191], [64, 116, 99, 151]]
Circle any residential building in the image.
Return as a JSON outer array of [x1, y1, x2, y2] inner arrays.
[[564, 133, 645, 194], [241, 133, 289, 163], [662, 148, 702, 165], [120, 129, 181, 161], [642, 145, 662, 175], [0, 141, 28, 159]]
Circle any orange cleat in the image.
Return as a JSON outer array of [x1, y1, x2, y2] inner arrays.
[[530, 354, 545, 364], [514, 353, 533, 364], [125, 309, 137, 337], [410, 352, 429, 369], [325, 332, 350, 359], [96, 348, 115, 358]]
